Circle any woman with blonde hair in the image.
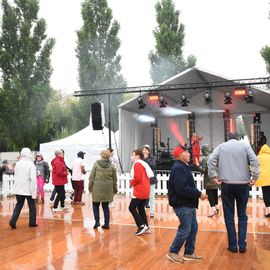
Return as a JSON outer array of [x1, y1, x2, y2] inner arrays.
[[89, 149, 118, 229]]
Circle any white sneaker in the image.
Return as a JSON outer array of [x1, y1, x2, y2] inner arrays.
[[52, 208, 63, 212], [144, 226, 151, 234], [61, 206, 70, 211]]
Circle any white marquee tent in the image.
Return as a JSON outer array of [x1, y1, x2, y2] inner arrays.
[[40, 124, 117, 170], [119, 67, 270, 171]]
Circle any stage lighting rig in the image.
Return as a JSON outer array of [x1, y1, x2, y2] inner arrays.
[[224, 92, 232, 104], [180, 94, 190, 107], [245, 89, 255, 104], [159, 95, 168, 108], [137, 95, 147, 109], [203, 91, 212, 105]]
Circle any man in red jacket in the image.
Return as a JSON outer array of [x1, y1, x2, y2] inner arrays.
[[51, 149, 69, 212]]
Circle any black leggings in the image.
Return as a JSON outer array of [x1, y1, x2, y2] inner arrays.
[[206, 189, 219, 207], [129, 198, 148, 227], [262, 186, 270, 207], [92, 202, 110, 226], [53, 185, 66, 209]]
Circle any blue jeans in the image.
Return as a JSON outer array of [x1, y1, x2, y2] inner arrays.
[[149, 184, 155, 215], [169, 207, 198, 255], [221, 183, 249, 250]]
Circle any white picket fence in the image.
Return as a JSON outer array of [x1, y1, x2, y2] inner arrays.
[[0, 172, 263, 199]]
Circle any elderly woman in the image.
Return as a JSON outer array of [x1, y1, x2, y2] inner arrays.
[[9, 148, 37, 229], [89, 150, 118, 229]]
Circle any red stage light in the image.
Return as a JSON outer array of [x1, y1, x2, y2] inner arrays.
[[148, 93, 160, 102], [234, 87, 247, 97]]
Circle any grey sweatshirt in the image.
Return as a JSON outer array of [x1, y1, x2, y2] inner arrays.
[[207, 139, 260, 184]]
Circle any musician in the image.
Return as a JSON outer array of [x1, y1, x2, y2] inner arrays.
[[191, 133, 203, 164]]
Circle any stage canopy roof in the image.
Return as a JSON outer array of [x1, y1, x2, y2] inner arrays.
[[118, 67, 270, 171]]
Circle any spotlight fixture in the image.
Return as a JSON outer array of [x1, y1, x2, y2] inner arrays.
[[203, 91, 212, 105], [245, 89, 255, 104], [224, 92, 232, 105], [180, 94, 190, 107], [137, 95, 146, 109], [159, 95, 168, 108]]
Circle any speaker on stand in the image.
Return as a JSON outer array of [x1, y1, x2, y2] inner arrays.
[[91, 102, 104, 130]]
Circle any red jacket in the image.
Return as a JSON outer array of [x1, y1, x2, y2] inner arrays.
[[130, 162, 150, 199], [51, 156, 68, 186]]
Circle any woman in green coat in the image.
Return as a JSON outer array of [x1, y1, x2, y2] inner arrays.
[[89, 150, 118, 229], [197, 145, 219, 217]]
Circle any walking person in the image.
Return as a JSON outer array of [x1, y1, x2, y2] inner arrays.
[[51, 149, 69, 212], [167, 145, 207, 264], [9, 148, 38, 229], [129, 149, 154, 235], [256, 144, 270, 217], [208, 132, 260, 253], [197, 145, 219, 217], [142, 145, 157, 218], [34, 152, 50, 204], [89, 150, 117, 229], [71, 151, 86, 205]]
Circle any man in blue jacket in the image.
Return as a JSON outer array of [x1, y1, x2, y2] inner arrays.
[[167, 145, 207, 264]]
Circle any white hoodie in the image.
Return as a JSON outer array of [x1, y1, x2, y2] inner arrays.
[[12, 148, 37, 199]]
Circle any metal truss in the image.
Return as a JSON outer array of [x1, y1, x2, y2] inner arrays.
[[73, 76, 270, 97]]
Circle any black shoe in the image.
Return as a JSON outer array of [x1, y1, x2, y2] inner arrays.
[[135, 225, 148, 236], [227, 247, 238, 253], [93, 222, 100, 229], [265, 213, 270, 218], [102, 225, 110, 230], [239, 247, 247, 253], [9, 221, 16, 229], [29, 224, 38, 227]]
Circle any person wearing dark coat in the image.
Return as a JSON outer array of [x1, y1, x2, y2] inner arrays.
[[89, 150, 118, 230], [143, 145, 157, 218], [197, 145, 219, 217]]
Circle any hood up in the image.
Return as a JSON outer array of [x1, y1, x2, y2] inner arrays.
[[20, 148, 33, 161], [259, 144, 270, 155]]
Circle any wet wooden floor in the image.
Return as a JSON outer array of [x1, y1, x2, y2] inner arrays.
[[0, 194, 270, 270]]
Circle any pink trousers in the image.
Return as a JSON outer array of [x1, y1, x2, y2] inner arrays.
[[37, 176, 45, 199]]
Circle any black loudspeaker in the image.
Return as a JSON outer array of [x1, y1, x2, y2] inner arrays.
[[91, 102, 103, 130], [253, 113, 261, 124]]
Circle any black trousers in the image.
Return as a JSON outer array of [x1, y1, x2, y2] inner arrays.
[[206, 189, 219, 207], [53, 185, 65, 209], [10, 195, 36, 226], [129, 198, 148, 227], [92, 202, 110, 226], [262, 186, 270, 207]]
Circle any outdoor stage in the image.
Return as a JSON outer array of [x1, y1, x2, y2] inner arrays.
[[0, 194, 269, 270]]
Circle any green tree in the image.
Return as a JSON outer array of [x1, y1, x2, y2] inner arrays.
[[76, 0, 126, 131], [149, 0, 196, 84], [261, 46, 270, 75], [0, 0, 55, 151]]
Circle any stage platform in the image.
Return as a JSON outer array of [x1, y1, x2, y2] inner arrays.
[[0, 194, 269, 270]]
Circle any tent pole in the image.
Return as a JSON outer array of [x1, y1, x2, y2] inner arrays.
[[108, 94, 112, 148]]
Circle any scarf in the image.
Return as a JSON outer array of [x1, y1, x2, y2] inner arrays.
[[130, 159, 154, 179]]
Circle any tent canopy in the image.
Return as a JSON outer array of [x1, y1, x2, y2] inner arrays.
[[40, 125, 117, 170], [119, 67, 270, 171]]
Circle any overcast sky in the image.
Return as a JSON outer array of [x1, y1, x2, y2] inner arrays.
[[38, 0, 270, 94]]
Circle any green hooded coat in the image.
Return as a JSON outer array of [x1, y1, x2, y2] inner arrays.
[[89, 159, 118, 202]]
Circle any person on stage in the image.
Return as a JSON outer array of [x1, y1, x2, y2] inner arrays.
[[191, 133, 203, 164], [256, 144, 270, 217], [89, 150, 118, 229], [9, 148, 37, 229], [167, 145, 207, 263], [142, 145, 157, 218], [129, 149, 153, 236]]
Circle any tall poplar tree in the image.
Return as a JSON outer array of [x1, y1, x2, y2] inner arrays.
[[0, 0, 55, 150], [149, 0, 196, 84], [76, 0, 126, 131]]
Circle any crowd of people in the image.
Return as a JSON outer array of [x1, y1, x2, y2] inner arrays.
[[2, 131, 270, 264]]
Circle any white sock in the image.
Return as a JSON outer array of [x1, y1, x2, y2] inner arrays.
[[211, 206, 216, 212]]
